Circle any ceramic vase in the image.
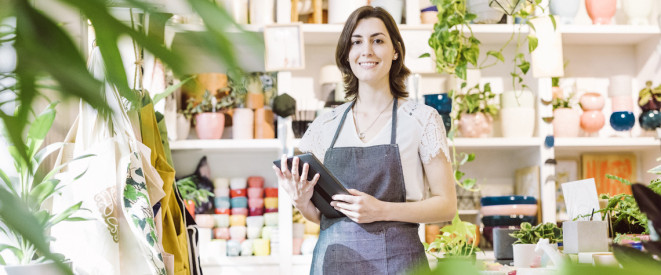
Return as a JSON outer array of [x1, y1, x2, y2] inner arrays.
[[195, 112, 225, 139], [553, 108, 580, 137], [579, 92, 605, 133], [513, 243, 558, 268], [233, 108, 254, 139], [501, 108, 536, 137], [639, 110, 661, 130], [458, 112, 493, 138], [585, 0, 617, 25], [623, 0, 653, 25], [549, 0, 580, 24], [328, 0, 368, 24], [371, 0, 404, 24], [176, 113, 191, 140], [467, 0, 505, 24], [249, 0, 274, 25], [610, 111, 635, 131], [420, 6, 438, 24]]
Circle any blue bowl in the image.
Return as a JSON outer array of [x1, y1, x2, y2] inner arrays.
[[481, 215, 537, 227], [481, 196, 537, 206], [230, 197, 248, 209], [214, 196, 231, 209], [610, 111, 635, 131], [423, 93, 452, 114]]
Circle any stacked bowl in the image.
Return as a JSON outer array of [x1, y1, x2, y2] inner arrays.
[[481, 196, 538, 246]]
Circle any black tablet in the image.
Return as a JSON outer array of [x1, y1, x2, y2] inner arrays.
[[273, 153, 349, 219]]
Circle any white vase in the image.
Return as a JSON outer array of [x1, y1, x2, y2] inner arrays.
[[328, 0, 368, 24], [513, 243, 558, 268], [371, 0, 404, 24], [467, 0, 505, 24], [549, 0, 580, 24], [501, 107, 535, 137], [233, 108, 254, 139], [249, 0, 274, 25], [176, 113, 191, 140], [623, 0, 653, 25], [501, 90, 535, 109], [553, 108, 580, 137]]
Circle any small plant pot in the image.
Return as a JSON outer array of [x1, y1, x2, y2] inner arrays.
[[501, 107, 535, 138], [245, 92, 265, 109], [232, 108, 254, 139], [580, 110, 605, 133], [185, 199, 196, 219], [458, 112, 493, 138], [513, 243, 557, 268], [553, 108, 580, 137], [549, 0, 580, 24], [579, 92, 605, 110], [639, 110, 661, 130], [585, 0, 617, 25], [194, 112, 225, 139], [610, 111, 635, 132], [623, 0, 653, 25], [176, 113, 191, 140], [467, 0, 505, 24]]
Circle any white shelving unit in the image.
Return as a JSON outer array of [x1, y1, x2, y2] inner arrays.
[[165, 2, 661, 274]]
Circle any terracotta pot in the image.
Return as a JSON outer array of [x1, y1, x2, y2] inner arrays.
[[194, 112, 225, 139], [458, 112, 493, 138], [580, 110, 605, 133], [185, 200, 196, 219], [246, 92, 265, 109], [585, 0, 617, 25], [553, 108, 580, 137], [579, 92, 605, 111], [254, 108, 275, 139]]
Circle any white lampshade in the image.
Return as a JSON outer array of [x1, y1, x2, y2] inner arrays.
[[608, 75, 632, 97], [319, 65, 343, 84]]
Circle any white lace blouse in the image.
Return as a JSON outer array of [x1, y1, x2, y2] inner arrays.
[[297, 100, 450, 202]]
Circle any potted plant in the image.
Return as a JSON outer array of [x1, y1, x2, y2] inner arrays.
[[552, 90, 579, 137], [455, 83, 499, 138], [509, 222, 562, 268], [184, 89, 234, 139], [175, 176, 214, 219], [228, 71, 254, 139], [0, 103, 88, 274], [425, 213, 481, 262]]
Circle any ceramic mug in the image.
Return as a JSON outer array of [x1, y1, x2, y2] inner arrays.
[[213, 214, 230, 228], [253, 238, 270, 256], [230, 214, 247, 227], [247, 226, 262, 239], [241, 239, 254, 256], [214, 187, 230, 197], [230, 188, 247, 198], [226, 240, 242, 256], [231, 208, 249, 216], [248, 198, 264, 208], [230, 197, 248, 208], [248, 187, 264, 198], [213, 177, 229, 189], [264, 212, 279, 226], [247, 176, 265, 188], [229, 225, 247, 242], [264, 197, 278, 209], [246, 216, 265, 228], [230, 177, 248, 190]]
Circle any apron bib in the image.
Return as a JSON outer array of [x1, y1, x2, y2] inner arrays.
[[310, 98, 429, 275]]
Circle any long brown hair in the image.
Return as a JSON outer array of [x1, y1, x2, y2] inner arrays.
[[335, 6, 410, 100]]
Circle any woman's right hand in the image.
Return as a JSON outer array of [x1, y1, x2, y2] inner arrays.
[[272, 154, 320, 208]]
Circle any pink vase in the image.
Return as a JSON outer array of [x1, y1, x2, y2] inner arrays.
[[579, 92, 605, 110], [611, 95, 634, 112], [553, 108, 580, 137], [458, 112, 493, 138], [195, 112, 225, 139], [580, 110, 606, 133], [585, 0, 617, 25]]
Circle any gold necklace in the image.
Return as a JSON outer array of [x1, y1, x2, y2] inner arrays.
[[353, 98, 394, 141]]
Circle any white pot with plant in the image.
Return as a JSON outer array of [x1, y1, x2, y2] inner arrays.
[[509, 222, 563, 268], [552, 90, 579, 137], [0, 103, 87, 275], [455, 83, 499, 138], [500, 90, 535, 137]]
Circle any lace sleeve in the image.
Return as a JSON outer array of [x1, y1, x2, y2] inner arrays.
[[296, 107, 340, 161], [418, 107, 451, 164]]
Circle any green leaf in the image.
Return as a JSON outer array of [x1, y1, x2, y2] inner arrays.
[[28, 179, 59, 209], [27, 101, 57, 143], [486, 50, 504, 62], [454, 170, 465, 181], [526, 21, 536, 33], [518, 61, 530, 75], [419, 52, 431, 58], [528, 35, 538, 52], [49, 202, 82, 226], [152, 75, 194, 105], [0, 168, 17, 196], [549, 15, 557, 30], [466, 153, 475, 162]]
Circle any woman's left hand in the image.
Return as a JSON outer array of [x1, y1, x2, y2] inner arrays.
[[331, 189, 386, 223]]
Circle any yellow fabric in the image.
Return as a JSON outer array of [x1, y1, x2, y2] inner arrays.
[[140, 100, 190, 275]]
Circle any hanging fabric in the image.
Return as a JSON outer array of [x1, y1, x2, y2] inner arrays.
[[139, 95, 192, 275], [50, 46, 167, 275]]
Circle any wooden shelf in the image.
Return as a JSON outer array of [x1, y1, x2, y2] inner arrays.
[[554, 137, 661, 152], [170, 139, 282, 151], [300, 23, 660, 46]]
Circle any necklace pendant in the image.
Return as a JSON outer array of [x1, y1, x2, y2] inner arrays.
[[359, 132, 366, 140]]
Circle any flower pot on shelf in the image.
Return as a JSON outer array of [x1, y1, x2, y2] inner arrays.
[[194, 112, 225, 139], [245, 92, 265, 109], [585, 0, 617, 25], [513, 243, 558, 268], [467, 0, 505, 24], [501, 108, 535, 138], [579, 92, 605, 133], [254, 108, 275, 139], [176, 113, 191, 140], [549, 0, 580, 24], [623, 0, 653, 25], [553, 108, 580, 137], [233, 108, 254, 139], [610, 111, 635, 132], [639, 110, 661, 130], [458, 112, 493, 138]]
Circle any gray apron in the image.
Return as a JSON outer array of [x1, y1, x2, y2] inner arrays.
[[310, 98, 429, 275]]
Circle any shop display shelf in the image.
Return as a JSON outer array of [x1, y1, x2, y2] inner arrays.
[[170, 139, 281, 152], [291, 137, 542, 151]]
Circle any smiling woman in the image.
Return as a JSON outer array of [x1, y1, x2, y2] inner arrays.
[[273, 5, 457, 275]]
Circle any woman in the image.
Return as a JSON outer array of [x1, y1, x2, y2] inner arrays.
[[272, 6, 456, 275]]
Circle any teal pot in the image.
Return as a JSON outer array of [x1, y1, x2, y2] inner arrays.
[[639, 110, 661, 130], [4, 261, 72, 275], [467, 0, 505, 24], [549, 0, 580, 24]]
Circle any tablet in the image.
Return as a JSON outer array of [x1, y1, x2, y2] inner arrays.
[[273, 153, 348, 219]]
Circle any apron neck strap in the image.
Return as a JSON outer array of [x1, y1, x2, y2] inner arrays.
[[329, 97, 399, 148]]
